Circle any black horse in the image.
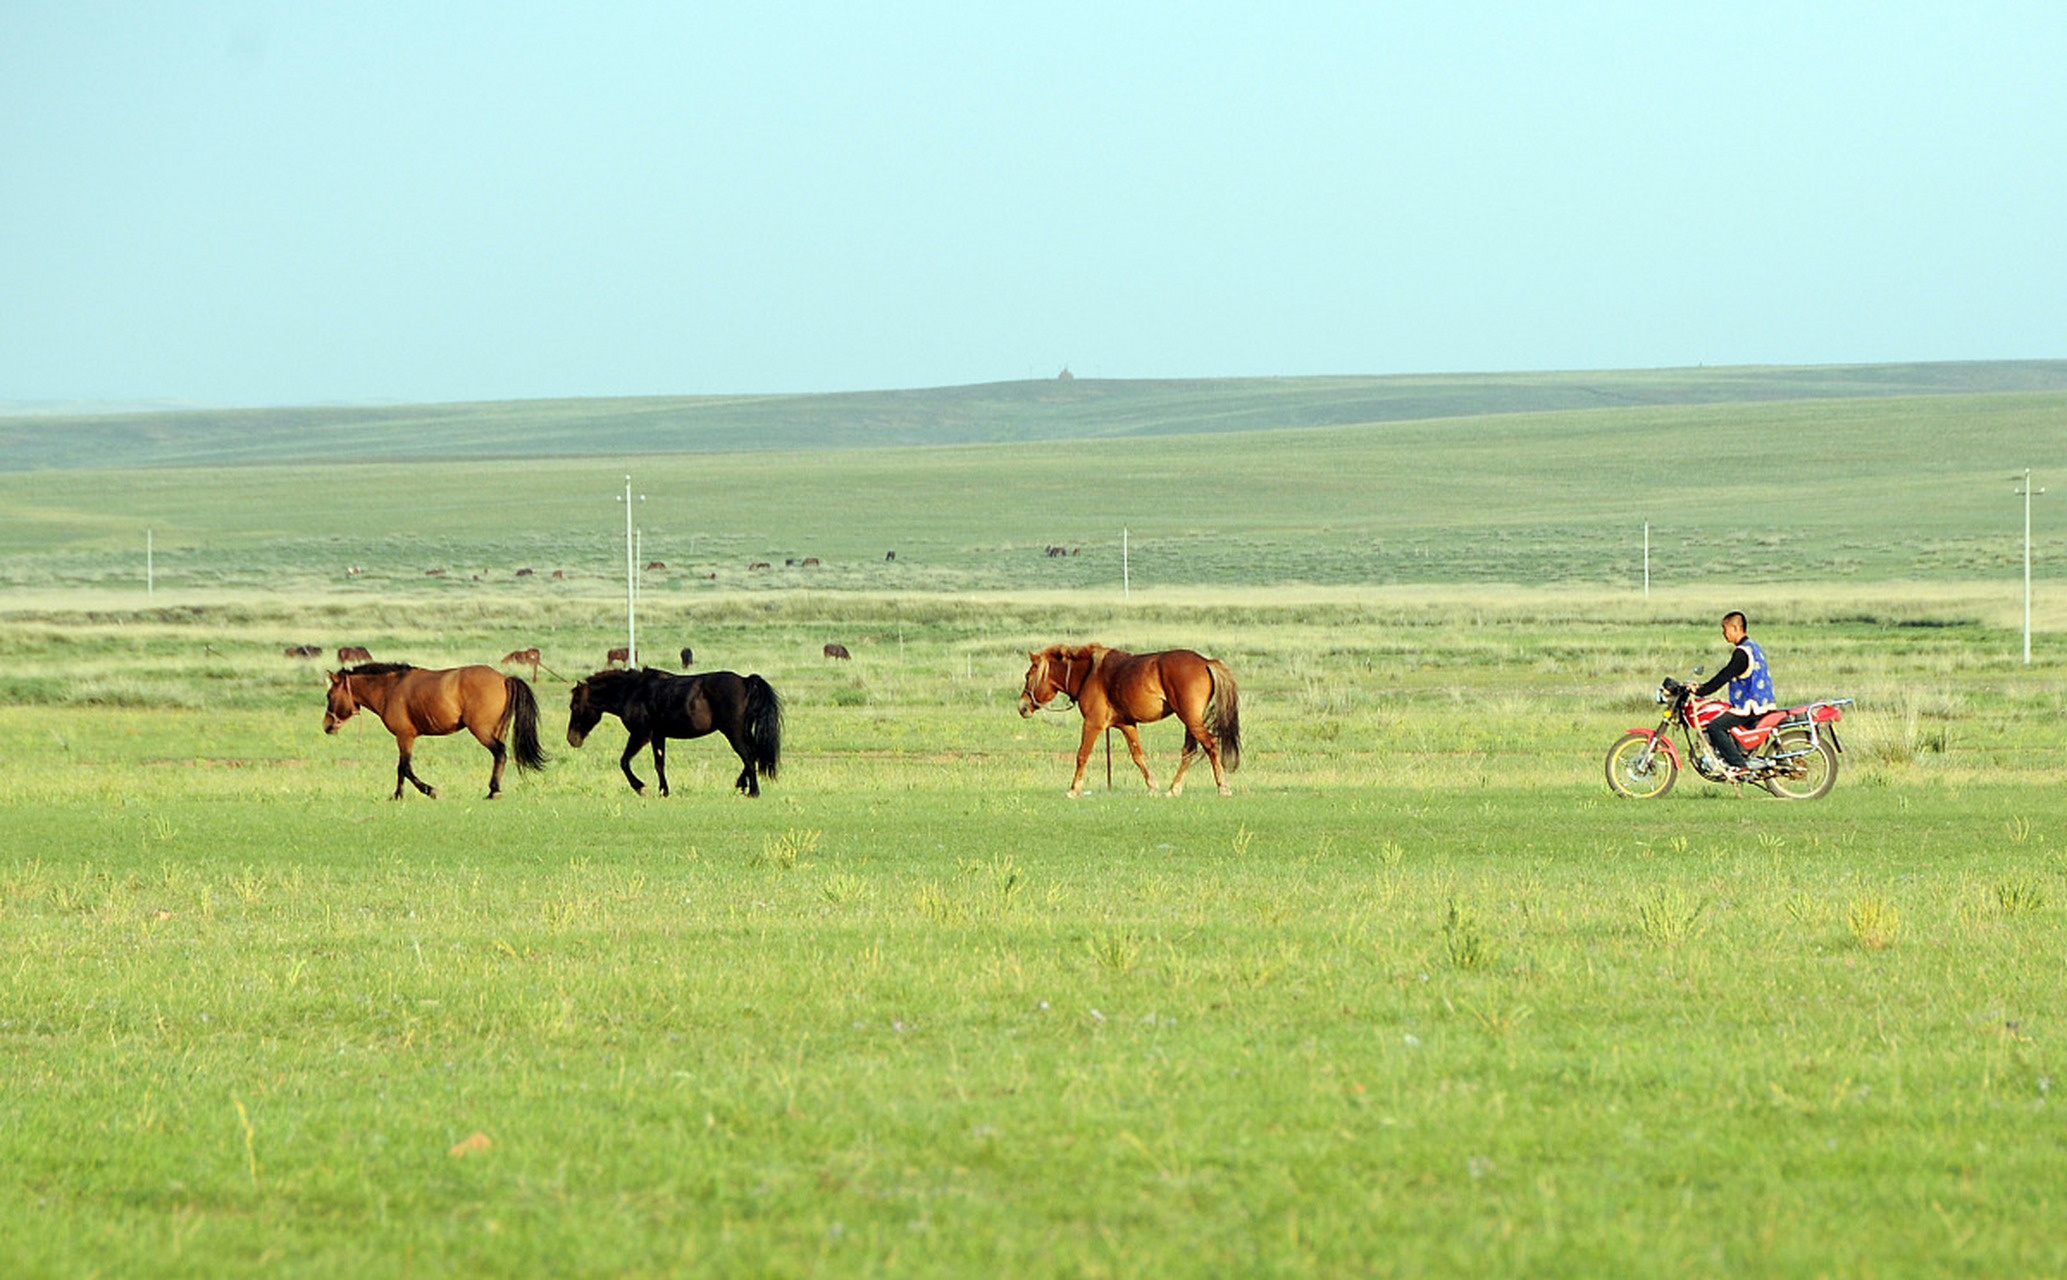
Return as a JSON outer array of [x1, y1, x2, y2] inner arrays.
[[566, 667, 782, 797]]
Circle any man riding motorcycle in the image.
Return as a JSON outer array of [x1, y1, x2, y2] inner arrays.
[[1689, 611, 1774, 781]]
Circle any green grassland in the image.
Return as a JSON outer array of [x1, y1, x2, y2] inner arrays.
[[4, 591, 2067, 1277], [5, 371, 2067, 1275], [3, 388, 2065, 602]]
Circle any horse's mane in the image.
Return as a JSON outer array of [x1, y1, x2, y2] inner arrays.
[[1041, 643, 1112, 663], [583, 666, 647, 684], [345, 661, 415, 676], [579, 667, 676, 693]]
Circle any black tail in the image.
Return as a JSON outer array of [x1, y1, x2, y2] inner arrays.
[[745, 674, 783, 781], [503, 676, 548, 771], [1209, 661, 1241, 773]]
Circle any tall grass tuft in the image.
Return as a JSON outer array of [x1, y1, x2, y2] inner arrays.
[[761, 828, 821, 871], [1087, 932, 1143, 975], [1993, 878, 2047, 917], [1847, 896, 1902, 949], [1443, 899, 1498, 971], [820, 872, 870, 905], [1635, 886, 1707, 947]]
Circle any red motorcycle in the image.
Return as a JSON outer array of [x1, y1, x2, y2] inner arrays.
[[1606, 675, 1851, 800]]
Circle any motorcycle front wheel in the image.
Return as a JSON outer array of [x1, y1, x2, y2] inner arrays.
[[1761, 729, 1838, 800], [1606, 732, 1678, 799]]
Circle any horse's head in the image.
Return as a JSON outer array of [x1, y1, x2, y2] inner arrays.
[[567, 679, 602, 747], [1018, 648, 1070, 717], [323, 671, 356, 733]]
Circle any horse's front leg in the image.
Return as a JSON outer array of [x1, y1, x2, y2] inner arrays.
[[1118, 724, 1157, 793], [650, 737, 669, 797], [619, 732, 651, 795], [395, 734, 437, 799], [1068, 720, 1104, 797]]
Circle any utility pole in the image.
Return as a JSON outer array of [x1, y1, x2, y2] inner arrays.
[[618, 476, 644, 667], [2017, 469, 2044, 664]]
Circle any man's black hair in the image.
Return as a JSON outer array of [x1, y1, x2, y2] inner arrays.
[[1722, 610, 1748, 630]]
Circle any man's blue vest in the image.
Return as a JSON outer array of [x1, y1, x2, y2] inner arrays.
[[1728, 639, 1775, 713]]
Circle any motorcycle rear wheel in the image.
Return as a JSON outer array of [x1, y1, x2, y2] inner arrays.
[[1761, 729, 1838, 800], [1606, 732, 1677, 799]]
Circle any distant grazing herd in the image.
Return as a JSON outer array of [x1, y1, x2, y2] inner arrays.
[[342, 554, 895, 583], [332, 544, 1109, 582], [288, 641, 856, 669]]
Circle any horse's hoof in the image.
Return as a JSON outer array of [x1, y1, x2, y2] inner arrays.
[[425, 788, 439, 799], [486, 791, 502, 800], [1218, 786, 1234, 796], [1066, 788, 1082, 798]]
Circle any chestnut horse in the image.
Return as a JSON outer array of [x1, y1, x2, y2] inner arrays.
[[1018, 644, 1241, 796], [324, 662, 546, 799]]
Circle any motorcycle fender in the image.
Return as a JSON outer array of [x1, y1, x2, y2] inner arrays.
[[1624, 730, 1682, 767], [1824, 724, 1844, 754]]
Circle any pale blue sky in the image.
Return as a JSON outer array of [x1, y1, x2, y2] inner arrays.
[[2, 2, 2062, 406]]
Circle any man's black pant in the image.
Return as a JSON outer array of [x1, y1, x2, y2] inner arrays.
[[1705, 711, 1758, 768]]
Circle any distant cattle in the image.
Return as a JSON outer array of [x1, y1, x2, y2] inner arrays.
[[337, 646, 373, 664], [550, 570, 564, 579], [679, 647, 694, 668], [823, 643, 852, 660], [647, 561, 666, 571], [801, 557, 820, 567], [607, 647, 630, 667], [425, 568, 446, 576], [344, 566, 364, 578], [284, 644, 323, 659], [785, 558, 796, 567], [1045, 545, 1065, 557], [885, 551, 896, 561], [515, 568, 534, 577], [749, 562, 771, 571]]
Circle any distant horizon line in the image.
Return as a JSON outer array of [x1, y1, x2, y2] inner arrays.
[[5, 355, 2064, 420]]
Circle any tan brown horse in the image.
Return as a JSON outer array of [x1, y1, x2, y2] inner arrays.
[[324, 662, 546, 799], [1018, 645, 1241, 797]]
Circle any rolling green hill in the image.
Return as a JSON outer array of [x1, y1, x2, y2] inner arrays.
[[5, 388, 2065, 596], [5, 360, 2065, 471]]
